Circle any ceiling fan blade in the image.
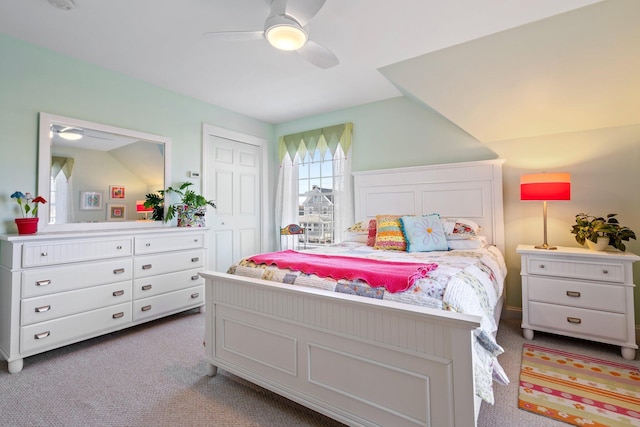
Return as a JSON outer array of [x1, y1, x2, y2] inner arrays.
[[204, 31, 264, 42], [285, 0, 326, 26], [297, 40, 339, 69]]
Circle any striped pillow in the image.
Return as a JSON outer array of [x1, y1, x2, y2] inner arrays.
[[373, 215, 406, 251]]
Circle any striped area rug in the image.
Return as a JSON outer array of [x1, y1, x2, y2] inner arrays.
[[519, 343, 640, 426]]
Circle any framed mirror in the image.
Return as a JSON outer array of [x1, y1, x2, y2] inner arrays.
[[37, 113, 171, 232]]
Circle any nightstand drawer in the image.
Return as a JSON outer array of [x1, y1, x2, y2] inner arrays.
[[527, 276, 626, 313], [527, 257, 624, 283], [528, 301, 627, 342]]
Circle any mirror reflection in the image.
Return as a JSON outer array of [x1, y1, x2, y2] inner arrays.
[[38, 113, 171, 232]]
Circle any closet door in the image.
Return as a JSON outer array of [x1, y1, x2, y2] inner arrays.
[[203, 125, 265, 272]]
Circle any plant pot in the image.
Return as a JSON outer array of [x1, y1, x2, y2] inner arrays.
[[585, 237, 609, 251], [15, 218, 39, 235], [176, 206, 206, 227]]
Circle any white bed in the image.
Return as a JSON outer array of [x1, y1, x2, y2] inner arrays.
[[200, 159, 506, 427]]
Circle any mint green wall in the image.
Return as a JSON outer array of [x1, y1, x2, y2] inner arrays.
[[275, 96, 499, 172], [0, 34, 274, 234]]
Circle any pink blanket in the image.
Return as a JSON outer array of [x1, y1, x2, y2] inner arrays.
[[246, 250, 437, 293]]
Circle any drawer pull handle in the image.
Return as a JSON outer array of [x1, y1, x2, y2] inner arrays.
[[191, 275, 199, 281], [567, 317, 582, 324], [141, 305, 152, 312], [191, 293, 200, 299], [539, 264, 545, 269], [566, 291, 581, 298], [146, 243, 151, 247], [116, 245, 122, 250], [36, 279, 51, 287], [113, 290, 125, 297], [194, 239, 199, 242], [112, 312, 125, 319], [35, 305, 51, 313], [191, 257, 199, 262], [34, 331, 50, 340], [41, 252, 48, 257], [113, 268, 125, 274], [141, 284, 152, 291], [602, 269, 608, 274], [142, 264, 152, 270]]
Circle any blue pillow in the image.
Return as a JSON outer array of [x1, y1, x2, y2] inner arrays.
[[400, 214, 448, 252]]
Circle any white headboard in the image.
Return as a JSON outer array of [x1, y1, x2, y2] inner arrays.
[[353, 159, 505, 252]]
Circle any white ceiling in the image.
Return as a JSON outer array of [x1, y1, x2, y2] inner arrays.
[[0, 0, 602, 125]]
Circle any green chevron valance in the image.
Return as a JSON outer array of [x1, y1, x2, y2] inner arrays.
[[278, 122, 353, 162]]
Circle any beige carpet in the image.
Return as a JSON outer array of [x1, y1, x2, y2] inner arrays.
[[1, 311, 637, 426]]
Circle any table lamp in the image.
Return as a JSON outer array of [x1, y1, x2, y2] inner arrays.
[[520, 172, 571, 250], [136, 200, 153, 221]]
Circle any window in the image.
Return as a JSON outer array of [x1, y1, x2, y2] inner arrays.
[[298, 149, 340, 244], [276, 123, 353, 248]]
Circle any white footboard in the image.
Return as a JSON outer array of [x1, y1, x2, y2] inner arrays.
[[201, 271, 481, 427]]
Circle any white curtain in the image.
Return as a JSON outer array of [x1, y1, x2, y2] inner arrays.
[[332, 145, 353, 243], [275, 154, 300, 243], [51, 157, 76, 224]]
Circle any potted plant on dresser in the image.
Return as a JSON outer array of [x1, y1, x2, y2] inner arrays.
[[10, 191, 47, 234], [144, 182, 216, 226], [570, 213, 636, 251]]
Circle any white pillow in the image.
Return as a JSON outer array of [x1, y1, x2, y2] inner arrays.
[[343, 232, 368, 243], [447, 236, 487, 250]]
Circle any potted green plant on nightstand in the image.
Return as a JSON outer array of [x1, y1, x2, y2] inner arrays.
[[570, 213, 636, 251]]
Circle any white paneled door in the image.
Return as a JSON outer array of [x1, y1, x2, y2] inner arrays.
[[202, 125, 265, 272]]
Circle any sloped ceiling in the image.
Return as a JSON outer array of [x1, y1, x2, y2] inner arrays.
[[380, 0, 640, 142]]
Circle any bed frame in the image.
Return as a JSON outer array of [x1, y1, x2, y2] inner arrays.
[[201, 159, 505, 427]]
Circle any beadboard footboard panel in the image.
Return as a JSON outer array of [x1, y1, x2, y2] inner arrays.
[[202, 271, 481, 427]]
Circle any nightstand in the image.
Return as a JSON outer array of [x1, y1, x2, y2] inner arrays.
[[517, 245, 639, 360]]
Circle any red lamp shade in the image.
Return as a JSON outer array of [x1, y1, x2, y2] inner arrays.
[[520, 172, 571, 201], [136, 200, 153, 213]]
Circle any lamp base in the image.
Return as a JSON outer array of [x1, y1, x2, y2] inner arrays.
[[535, 243, 558, 250]]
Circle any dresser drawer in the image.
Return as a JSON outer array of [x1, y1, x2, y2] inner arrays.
[[21, 259, 133, 298], [22, 238, 132, 267], [526, 276, 626, 313], [20, 302, 132, 355], [133, 268, 203, 299], [133, 285, 204, 322], [134, 232, 205, 254], [21, 281, 132, 326], [134, 249, 204, 278], [527, 257, 624, 283], [528, 301, 627, 342]]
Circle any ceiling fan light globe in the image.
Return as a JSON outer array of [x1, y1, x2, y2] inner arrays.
[[266, 24, 307, 51], [58, 128, 84, 141]]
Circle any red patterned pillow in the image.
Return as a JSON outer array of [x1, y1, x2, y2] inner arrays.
[[366, 219, 377, 246]]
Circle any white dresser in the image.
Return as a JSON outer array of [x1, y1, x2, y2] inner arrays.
[[517, 245, 639, 360], [0, 227, 207, 373]]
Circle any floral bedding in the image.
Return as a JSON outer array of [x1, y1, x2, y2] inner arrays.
[[227, 242, 508, 404]]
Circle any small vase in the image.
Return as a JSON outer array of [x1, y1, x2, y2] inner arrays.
[[176, 206, 206, 227], [586, 237, 609, 251], [15, 218, 39, 235]]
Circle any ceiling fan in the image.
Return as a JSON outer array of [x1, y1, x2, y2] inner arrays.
[[204, 0, 339, 69]]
